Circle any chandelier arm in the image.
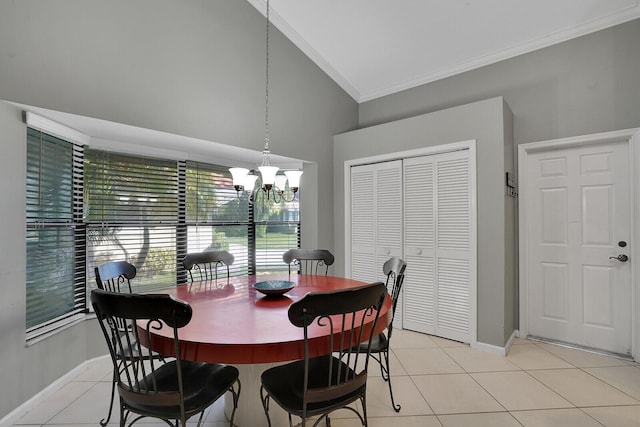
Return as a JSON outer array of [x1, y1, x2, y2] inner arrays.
[[280, 191, 296, 203]]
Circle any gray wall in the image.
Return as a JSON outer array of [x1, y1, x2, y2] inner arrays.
[[359, 19, 640, 145], [0, 0, 357, 419], [334, 97, 513, 348], [352, 18, 640, 348]]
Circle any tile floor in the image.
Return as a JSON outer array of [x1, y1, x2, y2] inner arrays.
[[11, 330, 640, 427]]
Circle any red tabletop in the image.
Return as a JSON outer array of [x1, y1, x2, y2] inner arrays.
[[141, 274, 391, 364]]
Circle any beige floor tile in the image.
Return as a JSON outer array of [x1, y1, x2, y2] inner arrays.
[[13, 380, 96, 425], [369, 349, 409, 378], [443, 347, 521, 373], [330, 415, 443, 427], [506, 344, 574, 370], [47, 382, 119, 425], [471, 371, 573, 411], [392, 329, 441, 348], [202, 398, 227, 423], [536, 343, 634, 368], [412, 373, 504, 414], [73, 356, 113, 382], [529, 368, 638, 407], [438, 412, 521, 427], [512, 337, 537, 345], [26, 425, 100, 427], [583, 405, 640, 427], [16, 335, 640, 427], [583, 365, 640, 400], [364, 376, 433, 417], [429, 336, 468, 348], [394, 348, 464, 375], [511, 408, 603, 426], [328, 415, 442, 427]]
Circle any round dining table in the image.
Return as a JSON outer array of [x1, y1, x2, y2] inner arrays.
[[142, 274, 391, 427]]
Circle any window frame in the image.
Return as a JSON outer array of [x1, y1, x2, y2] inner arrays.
[[25, 113, 89, 341], [24, 112, 302, 338]]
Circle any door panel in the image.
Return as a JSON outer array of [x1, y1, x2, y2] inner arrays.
[[350, 161, 403, 284], [527, 141, 631, 355], [350, 164, 377, 283], [403, 150, 471, 342], [403, 156, 435, 333]]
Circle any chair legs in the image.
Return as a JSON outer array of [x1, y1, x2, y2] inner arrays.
[[227, 378, 241, 427], [377, 348, 401, 412], [100, 369, 117, 426], [259, 385, 273, 427]]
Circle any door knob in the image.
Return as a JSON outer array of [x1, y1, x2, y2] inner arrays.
[[609, 254, 629, 262]]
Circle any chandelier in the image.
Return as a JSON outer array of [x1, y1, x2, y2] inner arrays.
[[229, 0, 302, 203]]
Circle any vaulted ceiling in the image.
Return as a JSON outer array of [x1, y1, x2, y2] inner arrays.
[[248, 0, 640, 102]]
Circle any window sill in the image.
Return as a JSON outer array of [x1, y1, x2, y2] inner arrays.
[[25, 312, 95, 346]]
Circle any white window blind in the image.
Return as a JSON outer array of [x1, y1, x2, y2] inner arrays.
[[26, 127, 85, 332], [253, 179, 300, 274], [184, 161, 250, 277], [84, 150, 179, 292]]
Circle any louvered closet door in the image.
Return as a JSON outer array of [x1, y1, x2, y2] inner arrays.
[[403, 156, 436, 333], [350, 161, 403, 285], [351, 164, 378, 282], [403, 150, 471, 343], [375, 160, 403, 269]]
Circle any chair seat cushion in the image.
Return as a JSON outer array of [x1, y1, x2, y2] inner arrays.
[[261, 355, 364, 416], [356, 332, 388, 353], [123, 361, 238, 419]]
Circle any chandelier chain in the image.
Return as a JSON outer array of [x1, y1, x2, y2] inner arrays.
[[264, 0, 270, 154]]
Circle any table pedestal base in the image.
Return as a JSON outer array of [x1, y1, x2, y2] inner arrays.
[[224, 362, 294, 427]]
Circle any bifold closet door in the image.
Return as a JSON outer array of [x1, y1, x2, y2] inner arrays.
[[350, 160, 403, 285], [403, 150, 472, 343]]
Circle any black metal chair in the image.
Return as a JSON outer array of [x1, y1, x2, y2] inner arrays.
[[95, 260, 137, 293], [91, 288, 241, 427], [182, 251, 235, 282], [352, 257, 406, 412], [282, 249, 335, 275], [259, 282, 387, 427], [95, 260, 163, 426]]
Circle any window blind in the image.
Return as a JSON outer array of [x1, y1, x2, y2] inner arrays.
[[253, 181, 301, 274], [184, 161, 250, 277], [85, 150, 179, 292], [26, 127, 85, 331]]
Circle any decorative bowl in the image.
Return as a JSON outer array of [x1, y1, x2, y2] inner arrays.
[[253, 280, 295, 296]]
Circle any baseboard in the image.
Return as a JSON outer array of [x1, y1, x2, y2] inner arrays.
[[470, 330, 518, 356], [0, 356, 107, 427]]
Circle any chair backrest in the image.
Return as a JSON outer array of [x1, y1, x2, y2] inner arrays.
[[182, 251, 234, 282], [382, 257, 406, 339], [282, 249, 335, 275], [91, 289, 193, 419], [288, 282, 387, 415], [95, 261, 137, 293]]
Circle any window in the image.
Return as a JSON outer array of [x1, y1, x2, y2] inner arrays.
[[25, 120, 301, 334], [184, 161, 250, 276], [84, 152, 301, 287], [84, 150, 179, 292], [253, 181, 300, 274], [26, 127, 85, 333]]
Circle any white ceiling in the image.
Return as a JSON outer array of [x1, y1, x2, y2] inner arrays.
[[15, 1, 640, 167], [248, 0, 640, 103]]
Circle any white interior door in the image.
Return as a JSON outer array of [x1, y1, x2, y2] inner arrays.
[[526, 141, 632, 355]]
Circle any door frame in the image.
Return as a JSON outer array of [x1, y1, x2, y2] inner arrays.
[[518, 128, 640, 360], [344, 139, 477, 346]]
